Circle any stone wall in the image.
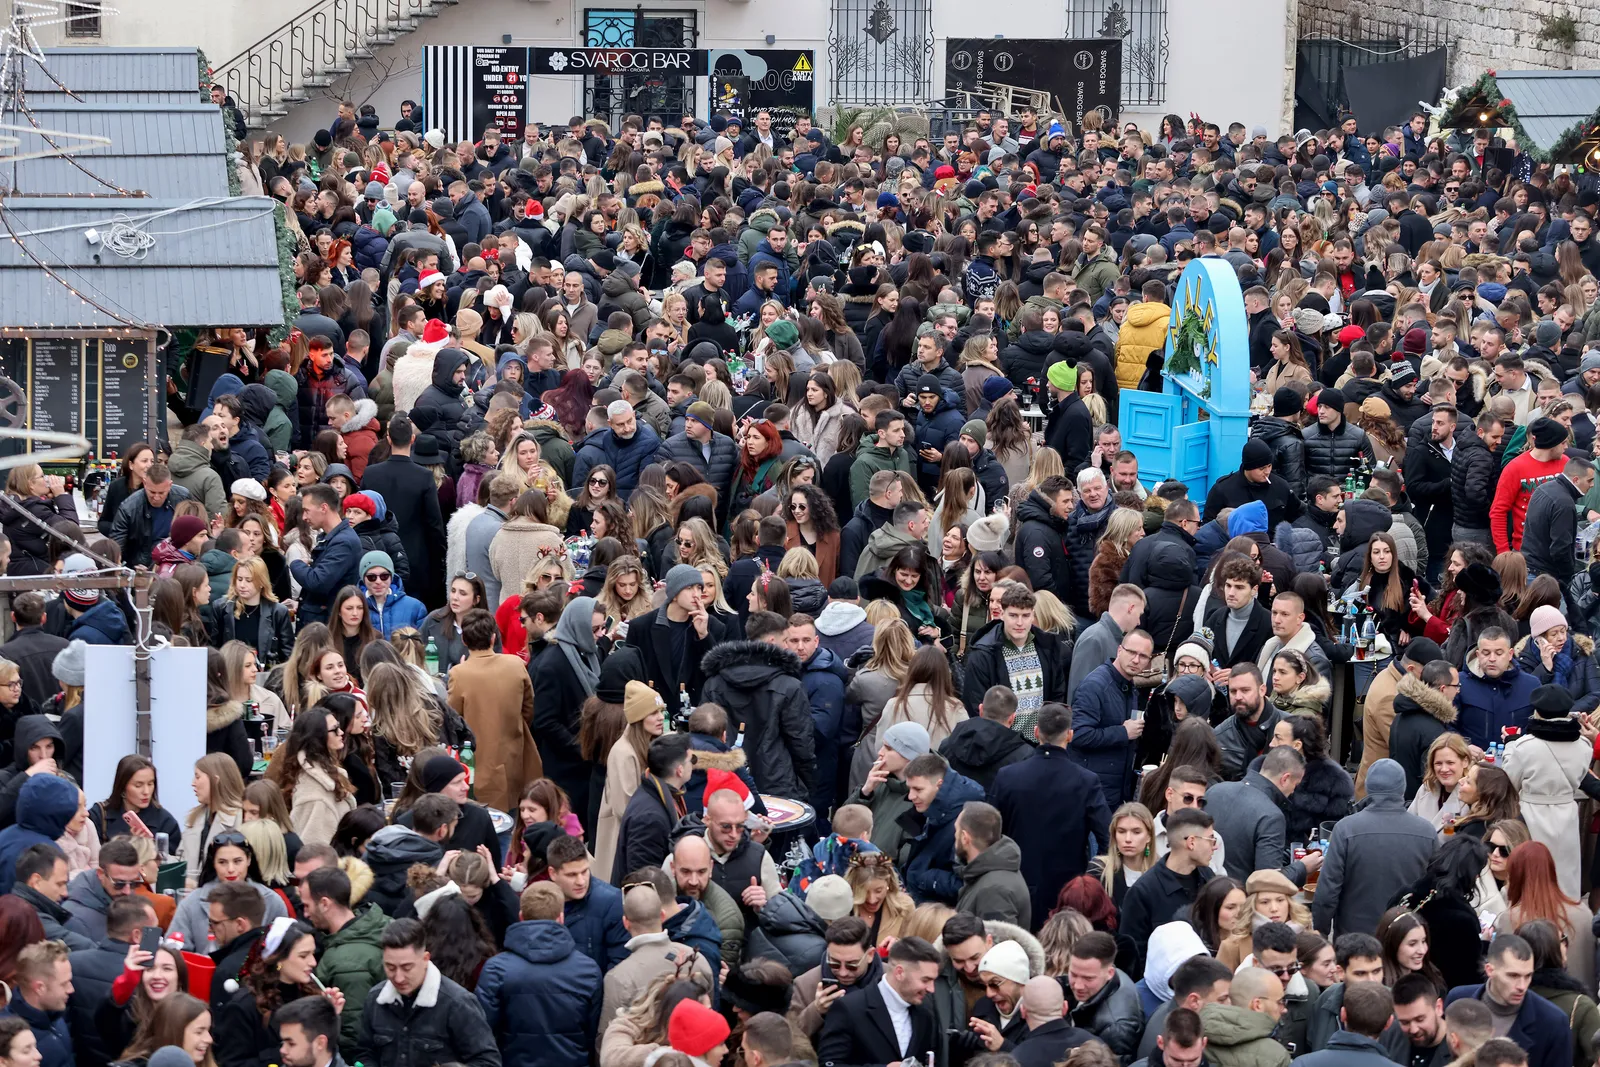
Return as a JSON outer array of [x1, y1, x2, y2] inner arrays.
[[1301, 0, 1600, 82]]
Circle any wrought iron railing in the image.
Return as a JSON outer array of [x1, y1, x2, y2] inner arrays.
[[828, 0, 933, 105], [212, 0, 448, 124], [1065, 0, 1168, 109]]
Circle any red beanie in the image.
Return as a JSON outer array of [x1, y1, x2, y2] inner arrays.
[[343, 492, 377, 517], [668, 1000, 730, 1058], [1336, 324, 1366, 348], [170, 515, 207, 550]]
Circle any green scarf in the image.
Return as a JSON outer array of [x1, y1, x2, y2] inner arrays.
[[902, 589, 935, 629]]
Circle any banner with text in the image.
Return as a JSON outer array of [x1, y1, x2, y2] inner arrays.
[[944, 38, 1122, 131], [708, 49, 816, 145]]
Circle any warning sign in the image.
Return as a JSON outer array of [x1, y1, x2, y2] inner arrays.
[[793, 54, 813, 80]]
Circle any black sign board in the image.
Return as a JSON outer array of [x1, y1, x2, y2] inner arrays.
[[0, 335, 156, 458], [530, 48, 707, 76], [471, 46, 530, 139], [708, 49, 816, 145], [95, 339, 152, 458], [25, 338, 82, 444], [944, 38, 1122, 130]]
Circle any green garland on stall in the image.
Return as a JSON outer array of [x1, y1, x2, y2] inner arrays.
[[1445, 70, 1551, 162], [1546, 103, 1600, 165], [269, 202, 298, 344], [1165, 307, 1209, 394]]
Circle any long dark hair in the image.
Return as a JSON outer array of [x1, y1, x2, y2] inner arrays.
[[1192, 877, 1245, 951], [332, 804, 387, 857], [1376, 906, 1445, 988], [278, 707, 351, 803], [884, 542, 943, 603], [100, 753, 160, 816], [887, 645, 962, 737], [240, 919, 318, 1021], [1139, 718, 1222, 811], [785, 483, 839, 535], [879, 298, 924, 371], [420, 894, 497, 991], [200, 832, 265, 887], [803, 371, 837, 417], [326, 692, 377, 792]]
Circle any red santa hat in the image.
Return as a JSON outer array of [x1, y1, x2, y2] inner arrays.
[[417, 269, 446, 290], [410, 318, 450, 360], [704, 768, 753, 810]]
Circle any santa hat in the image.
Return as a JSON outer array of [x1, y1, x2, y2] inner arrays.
[[417, 269, 445, 290], [704, 768, 753, 810], [411, 318, 450, 359], [524, 200, 545, 218]]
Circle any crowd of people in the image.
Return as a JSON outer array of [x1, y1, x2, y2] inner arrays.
[[1, 88, 1600, 1067]]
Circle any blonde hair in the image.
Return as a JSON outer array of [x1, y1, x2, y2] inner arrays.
[[1422, 731, 1474, 791], [864, 618, 915, 676], [777, 546, 819, 580], [675, 518, 721, 571], [846, 860, 914, 942], [240, 817, 289, 885], [186, 753, 244, 827], [701, 380, 733, 410], [228, 557, 279, 615], [901, 902, 956, 944], [697, 566, 733, 612], [1024, 447, 1064, 490], [1094, 802, 1155, 893], [865, 600, 900, 626], [1032, 590, 1076, 636], [1101, 508, 1145, 556]]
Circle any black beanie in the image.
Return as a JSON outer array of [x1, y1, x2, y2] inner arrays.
[[1273, 387, 1302, 417]]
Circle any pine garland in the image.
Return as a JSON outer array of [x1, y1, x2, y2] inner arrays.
[[1546, 104, 1600, 165], [1166, 307, 1209, 396], [269, 202, 298, 344], [1437, 70, 1552, 162]]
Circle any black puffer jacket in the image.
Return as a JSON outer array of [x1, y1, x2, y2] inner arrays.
[[1064, 500, 1114, 618], [1249, 417, 1307, 498], [1014, 491, 1072, 597], [1001, 331, 1057, 390], [743, 891, 828, 974], [1449, 426, 1498, 530], [1329, 498, 1395, 591], [1521, 474, 1583, 583], [1139, 537, 1199, 653], [1, 493, 78, 575], [700, 640, 816, 801], [1302, 413, 1373, 483], [410, 349, 471, 451]]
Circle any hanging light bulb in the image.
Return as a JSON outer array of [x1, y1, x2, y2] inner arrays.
[[1478, 111, 1490, 123]]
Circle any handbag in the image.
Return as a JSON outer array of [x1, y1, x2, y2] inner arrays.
[[1134, 588, 1189, 688]]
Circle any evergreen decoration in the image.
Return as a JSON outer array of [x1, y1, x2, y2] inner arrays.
[[269, 202, 298, 344], [1434, 71, 1552, 162], [1165, 306, 1209, 395]]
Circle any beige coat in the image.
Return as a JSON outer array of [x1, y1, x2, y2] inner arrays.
[[1354, 662, 1404, 799], [599, 1007, 657, 1067], [593, 737, 643, 883], [446, 648, 540, 812], [487, 517, 567, 600], [599, 931, 713, 1028], [180, 806, 243, 884], [290, 754, 357, 847], [1502, 728, 1591, 898]]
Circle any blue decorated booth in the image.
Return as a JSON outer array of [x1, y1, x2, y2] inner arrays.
[[1117, 258, 1252, 498]]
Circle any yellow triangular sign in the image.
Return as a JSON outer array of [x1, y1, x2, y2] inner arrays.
[[793, 54, 812, 72]]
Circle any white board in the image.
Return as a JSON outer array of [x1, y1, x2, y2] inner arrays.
[[83, 645, 210, 820]]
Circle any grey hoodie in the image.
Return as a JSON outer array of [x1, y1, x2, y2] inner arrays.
[[63, 868, 112, 942]]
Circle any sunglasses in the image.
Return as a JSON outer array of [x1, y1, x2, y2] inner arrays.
[[454, 571, 478, 582], [213, 832, 247, 847], [1490, 843, 1512, 857], [108, 878, 144, 891], [364, 571, 391, 582], [1175, 792, 1208, 808], [589, 477, 609, 486]]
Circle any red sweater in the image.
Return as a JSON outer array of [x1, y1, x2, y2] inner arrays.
[[1489, 451, 1567, 552]]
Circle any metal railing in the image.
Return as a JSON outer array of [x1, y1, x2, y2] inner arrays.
[[1065, 0, 1168, 109], [212, 0, 449, 124]]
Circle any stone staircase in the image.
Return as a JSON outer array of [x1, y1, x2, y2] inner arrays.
[[211, 0, 458, 129]]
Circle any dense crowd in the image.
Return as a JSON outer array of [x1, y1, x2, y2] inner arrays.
[[3, 89, 1600, 1067]]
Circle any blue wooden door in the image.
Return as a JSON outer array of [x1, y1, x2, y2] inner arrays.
[[1120, 391, 1180, 483]]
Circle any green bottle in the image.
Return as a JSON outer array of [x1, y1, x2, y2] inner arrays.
[[424, 635, 439, 676]]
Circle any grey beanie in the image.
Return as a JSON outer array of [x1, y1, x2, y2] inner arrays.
[[882, 721, 931, 760], [1164, 674, 1213, 717], [52, 639, 87, 687], [149, 1049, 196, 1067], [1581, 352, 1600, 375], [1535, 319, 1561, 347], [1364, 758, 1406, 799], [663, 563, 704, 604]]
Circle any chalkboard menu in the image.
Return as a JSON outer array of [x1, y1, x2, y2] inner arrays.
[[25, 338, 83, 441], [94, 339, 153, 457], [0, 334, 156, 457]]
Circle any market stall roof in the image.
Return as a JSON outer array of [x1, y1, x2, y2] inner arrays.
[[0, 197, 285, 329], [1494, 70, 1600, 155], [22, 48, 207, 106], [0, 103, 230, 198]]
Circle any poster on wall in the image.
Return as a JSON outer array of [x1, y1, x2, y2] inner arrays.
[[471, 46, 530, 139], [944, 38, 1122, 130], [707, 50, 816, 144]]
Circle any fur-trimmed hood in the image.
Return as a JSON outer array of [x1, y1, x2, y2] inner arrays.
[[702, 638, 803, 680], [1394, 672, 1458, 724], [691, 746, 746, 772], [339, 398, 379, 434], [341, 856, 373, 905], [1514, 632, 1595, 657], [207, 699, 243, 732], [1270, 677, 1331, 716], [627, 178, 665, 198], [936, 919, 1046, 976]]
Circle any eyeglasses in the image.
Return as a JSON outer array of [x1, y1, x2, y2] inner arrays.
[[677, 539, 697, 550], [454, 571, 478, 581], [0, 680, 20, 691], [364, 571, 391, 582], [826, 954, 867, 972], [328, 725, 345, 736]]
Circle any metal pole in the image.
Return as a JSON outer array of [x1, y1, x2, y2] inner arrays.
[[133, 578, 152, 758]]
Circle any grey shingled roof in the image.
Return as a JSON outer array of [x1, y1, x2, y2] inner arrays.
[[23, 48, 205, 105], [0, 103, 229, 197], [0, 197, 285, 328], [1495, 70, 1600, 154]]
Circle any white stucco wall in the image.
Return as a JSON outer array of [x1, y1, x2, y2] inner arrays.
[[24, 0, 1293, 144]]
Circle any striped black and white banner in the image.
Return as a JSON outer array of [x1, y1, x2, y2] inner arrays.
[[422, 45, 474, 145]]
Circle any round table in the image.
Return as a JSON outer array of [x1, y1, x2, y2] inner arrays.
[[758, 795, 816, 833]]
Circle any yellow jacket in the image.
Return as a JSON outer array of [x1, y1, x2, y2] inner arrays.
[[1114, 301, 1171, 389]]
